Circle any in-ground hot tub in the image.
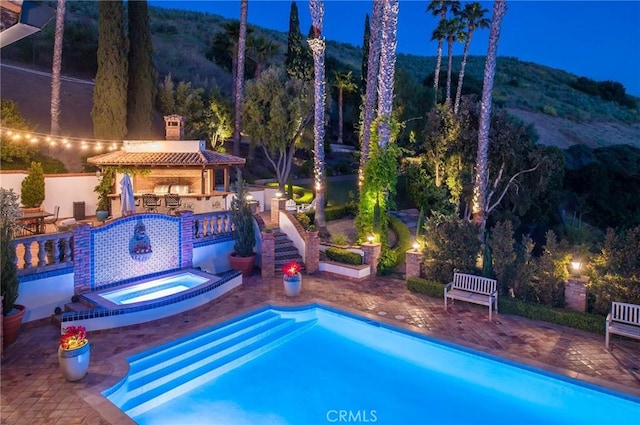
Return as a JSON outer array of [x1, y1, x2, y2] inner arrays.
[[83, 269, 219, 309], [66, 269, 243, 332]]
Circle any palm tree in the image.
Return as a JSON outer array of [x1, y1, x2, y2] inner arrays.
[[360, 0, 383, 179], [232, 0, 248, 157], [50, 0, 65, 136], [426, 0, 460, 106], [472, 0, 508, 235], [376, 0, 399, 148], [333, 71, 357, 144], [444, 16, 464, 106], [309, 0, 327, 233], [248, 36, 279, 79], [454, 2, 490, 115]]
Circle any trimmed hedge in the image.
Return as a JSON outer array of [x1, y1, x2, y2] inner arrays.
[[307, 203, 357, 223], [325, 246, 363, 265], [406, 277, 606, 334], [407, 277, 445, 298]]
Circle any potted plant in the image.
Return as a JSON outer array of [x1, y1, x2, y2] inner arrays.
[[20, 161, 45, 210], [58, 325, 90, 381], [1, 188, 26, 346], [229, 176, 256, 277], [282, 260, 302, 296], [94, 168, 114, 222]]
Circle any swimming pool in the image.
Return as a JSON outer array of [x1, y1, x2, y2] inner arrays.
[[83, 270, 216, 308], [105, 305, 640, 424]]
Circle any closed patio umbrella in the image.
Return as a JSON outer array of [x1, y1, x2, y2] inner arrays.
[[120, 173, 136, 216]]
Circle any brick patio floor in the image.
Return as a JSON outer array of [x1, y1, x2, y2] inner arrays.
[[1, 273, 639, 424]]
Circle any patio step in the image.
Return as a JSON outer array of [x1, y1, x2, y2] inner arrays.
[[109, 310, 316, 418]]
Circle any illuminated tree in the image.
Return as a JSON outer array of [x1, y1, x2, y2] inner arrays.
[[472, 0, 507, 234], [309, 0, 327, 232], [242, 68, 313, 192], [376, 0, 399, 148], [50, 0, 65, 136], [233, 0, 248, 157]]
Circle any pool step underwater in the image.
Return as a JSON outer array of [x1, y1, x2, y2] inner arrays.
[[108, 310, 316, 418]]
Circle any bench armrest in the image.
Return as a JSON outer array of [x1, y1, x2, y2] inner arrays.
[[606, 313, 612, 324], [490, 289, 498, 298], [444, 282, 453, 292]]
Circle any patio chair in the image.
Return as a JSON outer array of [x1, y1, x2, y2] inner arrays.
[[43, 205, 60, 231], [164, 193, 181, 215], [142, 193, 161, 213]]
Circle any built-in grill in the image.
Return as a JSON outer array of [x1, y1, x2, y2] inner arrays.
[[153, 184, 171, 195], [170, 184, 190, 195]]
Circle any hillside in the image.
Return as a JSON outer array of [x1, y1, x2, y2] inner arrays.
[[1, 2, 639, 173]]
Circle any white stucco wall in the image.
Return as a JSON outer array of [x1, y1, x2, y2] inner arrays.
[[17, 272, 75, 322], [0, 172, 100, 219]]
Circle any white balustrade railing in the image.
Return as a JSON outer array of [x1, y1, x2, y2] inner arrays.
[[12, 231, 74, 273], [193, 211, 233, 239]]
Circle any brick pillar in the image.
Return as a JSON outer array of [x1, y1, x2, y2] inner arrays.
[[73, 223, 92, 293], [565, 277, 588, 312], [305, 230, 319, 274], [271, 198, 285, 228], [261, 231, 275, 278], [179, 211, 194, 269], [406, 249, 422, 280], [361, 242, 382, 276]]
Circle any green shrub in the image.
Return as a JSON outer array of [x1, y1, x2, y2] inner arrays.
[[406, 277, 445, 298], [266, 183, 313, 204], [325, 247, 363, 265], [331, 233, 349, 246], [294, 212, 311, 230]]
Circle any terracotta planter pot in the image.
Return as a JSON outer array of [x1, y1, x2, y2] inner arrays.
[[58, 342, 91, 381], [230, 253, 256, 277], [2, 304, 26, 346], [283, 273, 302, 297]]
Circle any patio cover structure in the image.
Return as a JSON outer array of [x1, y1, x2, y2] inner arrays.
[[87, 139, 246, 196]]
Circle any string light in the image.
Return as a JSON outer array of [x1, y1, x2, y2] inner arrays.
[[0, 126, 123, 151]]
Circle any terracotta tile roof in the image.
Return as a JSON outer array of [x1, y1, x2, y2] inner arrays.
[[87, 150, 246, 167]]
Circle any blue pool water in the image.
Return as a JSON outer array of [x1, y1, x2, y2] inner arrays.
[[97, 272, 209, 306], [105, 305, 640, 425]]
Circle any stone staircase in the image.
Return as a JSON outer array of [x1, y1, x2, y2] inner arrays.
[[273, 229, 305, 273]]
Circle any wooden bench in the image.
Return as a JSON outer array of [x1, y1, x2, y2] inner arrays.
[[444, 272, 498, 320], [606, 301, 640, 349]]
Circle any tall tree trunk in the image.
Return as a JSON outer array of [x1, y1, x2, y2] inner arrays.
[[233, 0, 248, 157], [309, 0, 327, 233], [376, 0, 399, 148], [50, 0, 65, 136], [454, 31, 473, 115], [360, 0, 383, 182], [445, 37, 454, 106], [433, 39, 443, 106], [472, 0, 507, 235]]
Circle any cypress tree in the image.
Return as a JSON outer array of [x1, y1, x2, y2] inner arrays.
[[92, 0, 128, 139], [127, 0, 156, 139], [285, 1, 311, 80], [361, 13, 370, 94]]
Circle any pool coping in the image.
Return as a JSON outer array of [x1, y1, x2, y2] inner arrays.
[[79, 297, 640, 424]]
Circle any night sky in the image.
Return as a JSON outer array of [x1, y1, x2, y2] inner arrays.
[[150, 1, 640, 97]]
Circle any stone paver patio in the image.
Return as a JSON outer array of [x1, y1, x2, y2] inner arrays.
[[1, 273, 639, 424]]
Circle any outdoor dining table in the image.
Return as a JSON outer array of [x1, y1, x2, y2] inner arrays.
[[18, 211, 53, 234]]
